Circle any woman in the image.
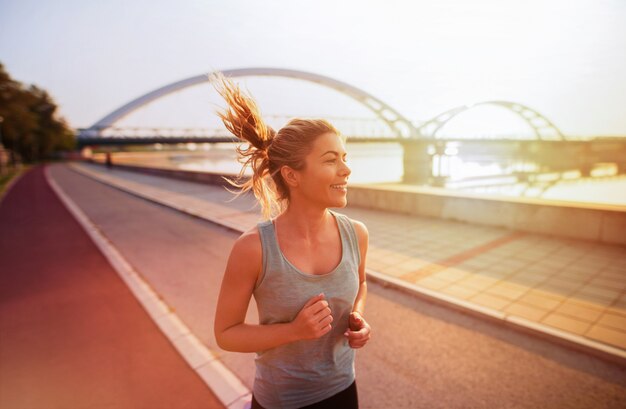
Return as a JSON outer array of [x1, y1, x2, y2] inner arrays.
[[210, 71, 371, 409]]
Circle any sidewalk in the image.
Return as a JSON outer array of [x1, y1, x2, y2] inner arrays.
[[0, 164, 226, 409], [68, 160, 626, 364]]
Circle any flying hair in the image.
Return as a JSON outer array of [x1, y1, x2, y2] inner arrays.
[[208, 71, 342, 220]]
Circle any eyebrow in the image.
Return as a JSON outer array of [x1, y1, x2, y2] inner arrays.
[[320, 150, 347, 157]]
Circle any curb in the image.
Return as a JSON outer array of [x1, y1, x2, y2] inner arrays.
[[365, 271, 626, 367], [66, 161, 626, 368], [44, 164, 253, 409]]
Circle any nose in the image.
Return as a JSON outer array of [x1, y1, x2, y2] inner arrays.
[[340, 159, 351, 177]]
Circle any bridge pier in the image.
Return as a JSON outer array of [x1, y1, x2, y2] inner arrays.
[[400, 140, 433, 185]]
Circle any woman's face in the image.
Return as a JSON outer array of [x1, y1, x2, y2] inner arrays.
[[295, 132, 351, 208]]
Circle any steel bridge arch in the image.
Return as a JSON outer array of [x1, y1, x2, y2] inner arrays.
[[418, 100, 566, 140], [86, 67, 422, 138]]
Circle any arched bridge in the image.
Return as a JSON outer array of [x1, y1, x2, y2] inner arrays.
[[84, 67, 421, 139], [78, 67, 626, 185], [419, 101, 566, 140], [78, 67, 566, 143]]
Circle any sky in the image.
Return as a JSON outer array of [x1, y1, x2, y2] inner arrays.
[[1, 0, 625, 138]]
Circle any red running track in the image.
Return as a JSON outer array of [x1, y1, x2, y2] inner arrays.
[[0, 164, 225, 409]]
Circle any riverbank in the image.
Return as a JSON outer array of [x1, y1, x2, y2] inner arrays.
[[89, 148, 626, 207]]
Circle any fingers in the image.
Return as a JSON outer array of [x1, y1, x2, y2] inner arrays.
[[307, 298, 332, 334], [347, 335, 368, 348], [344, 324, 371, 348], [311, 300, 330, 316], [348, 311, 365, 331], [316, 313, 333, 331], [304, 293, 330, 317], [344, 328, 369, 340], [295, 294, 335, 340], [304, 293, 325, 308], [302, 313, 332, 339]]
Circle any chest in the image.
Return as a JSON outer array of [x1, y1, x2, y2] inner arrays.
[[277, 230, 343, 276]]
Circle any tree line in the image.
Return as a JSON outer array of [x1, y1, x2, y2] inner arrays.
[[0, 62, 75, 164]]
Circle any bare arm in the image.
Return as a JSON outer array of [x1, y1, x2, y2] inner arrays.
[[214, 230, 332, 353], [214, 230, 295, 352], [345, 219, 372, 348], [352, 220, 369, 316]]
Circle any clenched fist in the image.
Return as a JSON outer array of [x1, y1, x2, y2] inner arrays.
[[291, 293, 333, 341], [344, 311, 371, 349]]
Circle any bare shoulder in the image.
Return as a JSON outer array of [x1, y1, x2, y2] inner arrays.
[[232, 225, 262, 260]]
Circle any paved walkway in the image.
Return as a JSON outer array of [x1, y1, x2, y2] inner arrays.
[[0, 164, 225, 409], [70, 161, 626, 359], [45, 162, 626, 408]]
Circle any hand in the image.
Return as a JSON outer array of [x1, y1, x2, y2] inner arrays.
[[344, 311, 371, 349], [291, 293, 333, 341]]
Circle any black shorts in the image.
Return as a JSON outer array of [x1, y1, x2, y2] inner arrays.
[[251, 380, 359, 409]]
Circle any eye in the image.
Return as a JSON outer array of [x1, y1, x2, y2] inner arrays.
[[325, 159, 336, 163]]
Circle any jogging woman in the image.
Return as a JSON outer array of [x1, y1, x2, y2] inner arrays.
[[210, 72, 371, 409]]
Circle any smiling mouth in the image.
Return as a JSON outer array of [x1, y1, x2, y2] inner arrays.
[[330, 184, 347, 191]]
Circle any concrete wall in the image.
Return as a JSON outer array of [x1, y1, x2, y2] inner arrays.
[[87, 159, 626, 246], [346, 183, 626, 246], [91, 160, 237, 187]]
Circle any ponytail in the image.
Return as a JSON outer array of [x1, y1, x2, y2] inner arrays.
[[209, 71, 282, 219]]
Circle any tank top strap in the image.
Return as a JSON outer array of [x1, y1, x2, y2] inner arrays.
[[255, 219, 283, 290], [328, 210, 361, 267]]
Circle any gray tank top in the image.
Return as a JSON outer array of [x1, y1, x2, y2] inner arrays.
[[252, 209, 361, 409]]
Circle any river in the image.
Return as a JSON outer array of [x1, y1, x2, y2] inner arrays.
[[95, 143, 626, 207]]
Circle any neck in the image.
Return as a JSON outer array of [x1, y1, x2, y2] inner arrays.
[[276, 196, 331, 241]]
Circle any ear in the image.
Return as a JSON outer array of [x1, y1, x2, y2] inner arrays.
[[280, 165, 300, 188]]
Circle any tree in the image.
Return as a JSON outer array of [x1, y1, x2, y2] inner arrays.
[[0, 62, 75, 163]]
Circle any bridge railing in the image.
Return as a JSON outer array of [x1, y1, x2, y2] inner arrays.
[[77, 127, 234, 139], [76, 115, 413, 140]]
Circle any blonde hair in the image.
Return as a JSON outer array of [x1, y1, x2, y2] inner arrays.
[[209, 71, 342, 220]]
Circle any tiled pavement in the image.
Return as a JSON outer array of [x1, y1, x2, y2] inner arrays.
[[67, 161, 626, 358]]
